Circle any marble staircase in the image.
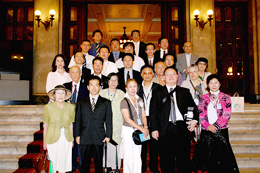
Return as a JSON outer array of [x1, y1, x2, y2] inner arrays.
[[0, 105, 44, 172], [0, 104, 260, 173], [229, 104, 260, 172]]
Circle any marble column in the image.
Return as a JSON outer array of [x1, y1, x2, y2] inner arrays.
[[189, 0, 216, 74], [255, 0, 260, 95], [32, 0, 62, 95]]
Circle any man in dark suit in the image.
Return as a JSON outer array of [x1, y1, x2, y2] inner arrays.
[[91, 57, 108, 89], [137, 65, 161, 173], [154, 37, 172, 60], [131, 30, 147, 61], [144, 43, 161, 68], [72, 52, 91, 83], [88, 30, 107, 57], [108, 38, 125, 63], [76, 76, 112, 173], [150, 66, 199, 173], [63, 65, 88, 172], [117, 53, 142, 92]]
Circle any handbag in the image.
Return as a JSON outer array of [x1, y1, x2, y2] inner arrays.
[[231, 92, 244, 112], [34, 150, 50, 173], [124, 98, 147, 145]]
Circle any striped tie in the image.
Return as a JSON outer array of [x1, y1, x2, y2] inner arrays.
[[91, 98, 95, 112], [82, 53, 87, 68], [96, 44, 100, 56]]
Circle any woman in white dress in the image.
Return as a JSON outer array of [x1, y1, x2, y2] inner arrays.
[[46, 54, 71, 93]]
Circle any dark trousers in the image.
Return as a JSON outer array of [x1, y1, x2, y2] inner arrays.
[[80, 144, 103, 173], [141, 116, 159, 172], [72, 141, 81, 171], [159, 122, 191, 173], [72, 122, 81, 171]]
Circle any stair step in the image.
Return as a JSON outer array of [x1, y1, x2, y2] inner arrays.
[[231, 114, 260, 121], [33, 130, 43, 141], [229, 130, 260, 141], [13, 168, 37, 173], [239, 168, 260, 173], [0, 121, 41, 131], [0, 141, 28, 154], [27, 141, 43, 154], [0, 115, 43, 122], [0, 169, 16, 173], [231, 141, 260, 153], [0, 154, 23, 169], [0, 105, 45, 114], [19, 153, 41, 168], [228, 122, 260, 130], [235, 153, 260, 168]]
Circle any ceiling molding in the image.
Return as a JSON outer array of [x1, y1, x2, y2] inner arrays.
[[88, 18, 98, 22], [105, 18, 145, 22], [152, 18, 161, 22]]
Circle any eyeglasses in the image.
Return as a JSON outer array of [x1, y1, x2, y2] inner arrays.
[[143, 71, 153, 75], [189, 71, 198, 74], [198, 62, 207, 65]]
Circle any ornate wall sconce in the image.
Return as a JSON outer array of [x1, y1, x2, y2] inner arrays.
[[35, 9, 55, 31], [193, 9, 214, 31]]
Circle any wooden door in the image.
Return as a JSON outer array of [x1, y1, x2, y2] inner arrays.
[[215, 2, 249, 98]]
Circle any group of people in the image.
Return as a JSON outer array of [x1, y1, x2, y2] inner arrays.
[[43, 29, 239, 173]]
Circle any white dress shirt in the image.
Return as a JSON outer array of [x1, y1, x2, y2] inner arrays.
[[101, 60, 118, 76], [46, 70, 72, 93], [142, 82, 153, 116], [207, 90, 220, 124], [166, 84, 184, 121], [185, 53, 191, 68], [133, 41, 140, 57], [89, 94, 99, 105], [115, 55, 145, 72], [72, 81, 80, 100], [68, 53, 95, 70], [160, 48, 168, 59]]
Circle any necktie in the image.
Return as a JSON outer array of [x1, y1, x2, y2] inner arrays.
[[127, 71, 130, 81], [149, 59, 153, 66], [91, 98, 95, 112], [163, 50, 166, 56], [114, 54, 118, 61], [82, 53, 87, 68], [96, 44, 100, 56], [169, 88, 176, 124], [71, 84, 77, 103]]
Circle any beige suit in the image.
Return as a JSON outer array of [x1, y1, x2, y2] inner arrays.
[[176, 53, 198, 80]]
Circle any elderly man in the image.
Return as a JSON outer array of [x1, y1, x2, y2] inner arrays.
[[152, 61, 166, 86], [176, 42, 198, 80], [63, 65, 88, 172]]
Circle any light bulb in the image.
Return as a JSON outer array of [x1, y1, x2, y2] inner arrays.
[[49, 9, 55, 16], [35, 10, 41, 17], [207, 10, 214, 16], [193, 10, 200, 16]]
